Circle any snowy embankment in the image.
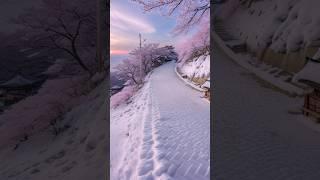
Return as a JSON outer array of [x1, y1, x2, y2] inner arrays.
[[0, 80, 107, 180], [214, 0, 320, 95], [175, 55, 210, 92], [111, 61, 210, 180], [213, 31, 306, 96], [174, 66, 205, 92], [222, 0, 320, 54]]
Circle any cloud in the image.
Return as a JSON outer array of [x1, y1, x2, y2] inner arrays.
[[110, 4, 157, 55], [110, 32, 138, 53], [111, 7, 156, 34]]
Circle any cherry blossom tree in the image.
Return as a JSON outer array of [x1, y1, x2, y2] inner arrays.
[[14, 0, 97, 76], [176, 11, 209, 64], [115, 58, 141, 85], [132, 0, 209, 34], [115, 43, 178, 85], [132, 0, 209, 65]]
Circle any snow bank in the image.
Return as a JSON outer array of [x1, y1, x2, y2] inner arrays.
[[220, 0, 320, 54]]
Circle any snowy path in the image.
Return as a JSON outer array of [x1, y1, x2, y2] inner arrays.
[[137, 61, 210, 180], [213, 46, 320, 180]]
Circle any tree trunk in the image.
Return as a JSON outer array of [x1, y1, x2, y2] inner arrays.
[[71, 40, 93, 76], [97, 0, 108, 73]]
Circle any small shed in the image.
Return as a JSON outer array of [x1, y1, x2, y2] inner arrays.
[[201, 78, 210, 100], [294, 53, 320, 120]]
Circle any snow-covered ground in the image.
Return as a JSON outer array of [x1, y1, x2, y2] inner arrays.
[[0, 80, 107, 180], [111, 61, 210, 179], [213, 46, 320, 179]]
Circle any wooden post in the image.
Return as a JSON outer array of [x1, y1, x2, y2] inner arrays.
[[139, 33, 143, 83]]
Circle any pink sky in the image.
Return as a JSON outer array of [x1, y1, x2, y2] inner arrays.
[[110, 49, 129, 55], [110, 0, 177, 56]]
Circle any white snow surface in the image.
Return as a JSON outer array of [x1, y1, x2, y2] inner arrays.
[[0, 81, 107, 180], [111, 61, 210, 180]]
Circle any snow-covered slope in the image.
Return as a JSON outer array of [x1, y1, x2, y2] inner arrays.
[[0, 80, 107, 180], [221, 0, 320, 53]]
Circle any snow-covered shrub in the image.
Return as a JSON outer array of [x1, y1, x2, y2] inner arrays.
[[110, 85, 136, 108]]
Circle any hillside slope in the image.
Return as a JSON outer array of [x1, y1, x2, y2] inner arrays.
[[0, 80, 107, 180]]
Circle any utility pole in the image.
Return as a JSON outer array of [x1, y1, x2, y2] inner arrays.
[[139, 33, 143, 83], [139, 33, 142, 49]]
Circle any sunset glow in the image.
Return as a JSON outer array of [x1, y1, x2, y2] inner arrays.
[[110, 49, 129, 55]]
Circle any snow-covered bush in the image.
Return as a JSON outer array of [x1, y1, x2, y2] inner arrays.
[[110, 85, 136, 108]]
